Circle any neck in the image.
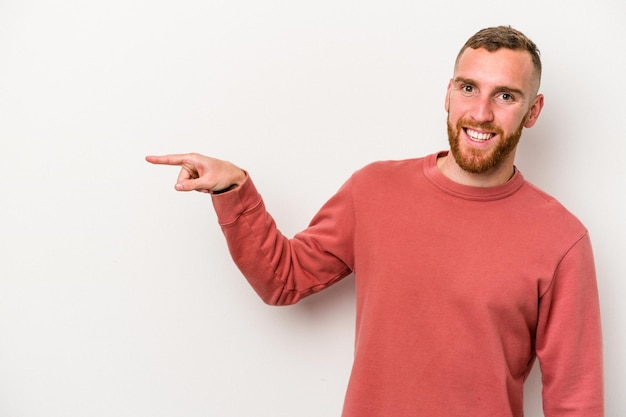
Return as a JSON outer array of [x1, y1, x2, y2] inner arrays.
[[436, 152, 516, 188]]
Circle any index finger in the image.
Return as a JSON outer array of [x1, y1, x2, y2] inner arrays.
[[145, 154, 189, 166]]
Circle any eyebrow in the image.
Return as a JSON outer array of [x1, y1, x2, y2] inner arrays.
[[453, 77, 526, 99]]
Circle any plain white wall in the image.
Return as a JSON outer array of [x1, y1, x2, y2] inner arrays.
[[1, 0, 624, 416]]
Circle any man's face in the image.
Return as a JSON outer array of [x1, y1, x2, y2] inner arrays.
[[445, 47, 543, 174]]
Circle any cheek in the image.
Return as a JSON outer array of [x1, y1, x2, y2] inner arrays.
[[510, 114, 529, 132], [446, 103, 466, 127], [495, 109, 527, 131], [446, 94, 471, 118]]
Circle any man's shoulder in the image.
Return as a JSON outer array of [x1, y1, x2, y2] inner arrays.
[[353, 156, 428, 180], [519, 179, 588, 235], [340, 156, 434, 201]]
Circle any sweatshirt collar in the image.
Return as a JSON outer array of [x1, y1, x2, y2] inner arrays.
[[423, 151, 525, 201]]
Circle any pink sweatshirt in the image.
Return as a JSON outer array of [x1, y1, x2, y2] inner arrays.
[[211, 152, 603, 417]]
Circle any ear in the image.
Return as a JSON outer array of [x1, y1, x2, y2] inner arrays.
[[444, 79, 453, 112], [523, 93, 544, 128]]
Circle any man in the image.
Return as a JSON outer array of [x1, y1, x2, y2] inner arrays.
[[147, 26, 603, 417]]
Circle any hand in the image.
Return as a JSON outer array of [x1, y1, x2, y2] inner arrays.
[[145, 153, 246, 193]]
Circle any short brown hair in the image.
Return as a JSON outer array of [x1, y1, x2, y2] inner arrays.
[[456, 26, 542, 91]]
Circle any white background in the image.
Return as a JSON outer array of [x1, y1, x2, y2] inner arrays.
[[1, 1, 624, 416]]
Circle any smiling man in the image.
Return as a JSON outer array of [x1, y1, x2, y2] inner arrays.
[[147, 26, 603, 417], [441, 32, 544, 186]]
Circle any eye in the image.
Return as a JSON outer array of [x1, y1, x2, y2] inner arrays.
[[462, 85, 474, 93], [498, 92, 515, 102]]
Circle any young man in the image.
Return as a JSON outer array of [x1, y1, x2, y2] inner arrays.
[[147, 26, 603, 417]]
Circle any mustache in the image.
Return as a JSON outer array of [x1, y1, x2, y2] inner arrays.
[[456, 119, 503, 134]]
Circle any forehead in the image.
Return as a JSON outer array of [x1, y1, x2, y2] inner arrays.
[[454, 47, 536, 92]]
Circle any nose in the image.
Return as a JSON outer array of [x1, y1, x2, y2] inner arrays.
[[470, 95, 494, 123]]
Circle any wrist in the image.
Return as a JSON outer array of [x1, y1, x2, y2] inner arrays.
[[212, 169, 247, 194]]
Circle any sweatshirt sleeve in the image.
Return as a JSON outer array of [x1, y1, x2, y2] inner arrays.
[[535, 232, 604, 417], [210, 174, 355, 305]]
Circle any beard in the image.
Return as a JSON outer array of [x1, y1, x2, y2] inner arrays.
[[447, 116, 524, 174]]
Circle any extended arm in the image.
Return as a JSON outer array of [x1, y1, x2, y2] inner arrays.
[[146, 152, 354, 305]]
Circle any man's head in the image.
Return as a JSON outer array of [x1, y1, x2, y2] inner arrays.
[[445, 26, 544, 177]]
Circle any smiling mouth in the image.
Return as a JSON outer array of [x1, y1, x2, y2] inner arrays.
[[464, 128, 495, 142]]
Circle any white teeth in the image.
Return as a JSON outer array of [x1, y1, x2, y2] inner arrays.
[[465, 128, 493, 142]]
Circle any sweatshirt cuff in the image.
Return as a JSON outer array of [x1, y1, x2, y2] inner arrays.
[[210, 172, 262, 226]]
